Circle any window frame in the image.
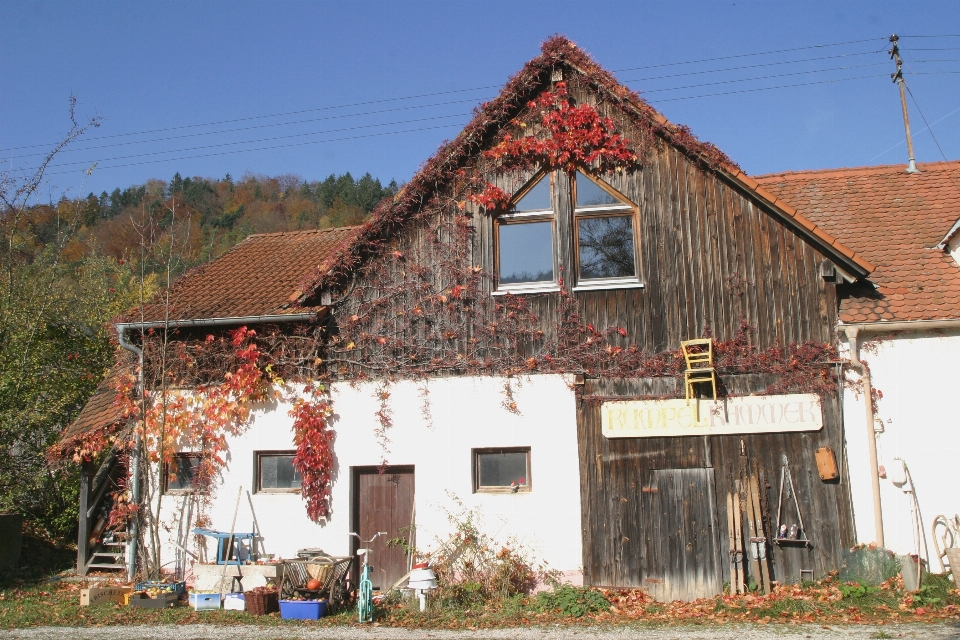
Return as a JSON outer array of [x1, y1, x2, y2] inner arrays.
[[493, 172, 561, 295], [163, 452, 203, 495], [472, 446, 532, 494], [253, 450, 302, 494], [571, 171, 642, 291], [491, 169, 643, 294]]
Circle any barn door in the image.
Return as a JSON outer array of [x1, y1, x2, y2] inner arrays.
[[641, 468, 722, 601], [352, 467, 415, 589]]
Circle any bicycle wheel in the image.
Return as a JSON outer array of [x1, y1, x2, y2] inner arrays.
[[358, 579, 372, 622]]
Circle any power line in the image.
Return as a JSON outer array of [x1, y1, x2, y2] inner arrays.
[[43, 123, 466, 177], [8, 97, 490, 159], [614, 37, 886, 73], [2, 36, 890, 154], [647, 73, 882, 103], [30, 112, 474, 172], [868, 104, 960, 161], [629, 62, 888, 94], [626, 50, 880, 83]]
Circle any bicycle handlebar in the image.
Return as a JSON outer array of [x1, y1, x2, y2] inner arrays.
[[349, 531, 388, 544]]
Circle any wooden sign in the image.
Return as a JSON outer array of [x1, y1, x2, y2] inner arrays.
[[601, 394, 822, 438], [80, 586, 132, 606]]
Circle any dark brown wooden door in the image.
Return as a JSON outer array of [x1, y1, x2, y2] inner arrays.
[[641, 468, 722, 602], [353, 467, 414, 590]]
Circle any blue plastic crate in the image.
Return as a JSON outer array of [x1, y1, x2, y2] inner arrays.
[[279, 599, 326, 620]]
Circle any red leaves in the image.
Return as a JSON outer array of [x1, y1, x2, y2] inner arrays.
[[467, 184, 512, 211], [484, 83, 638, 174], [291, 394, 335, 522]]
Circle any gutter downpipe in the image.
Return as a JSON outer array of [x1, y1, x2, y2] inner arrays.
[[116, 326, 143, 583], [842, 325, 885, 547], [113, 311, 319, 581]]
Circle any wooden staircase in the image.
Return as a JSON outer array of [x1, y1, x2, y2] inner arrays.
[[77, 450, 128, 575], [86, 539, 127, 572]]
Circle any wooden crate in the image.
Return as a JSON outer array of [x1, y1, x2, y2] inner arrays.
[[80, 586, 132, 606]]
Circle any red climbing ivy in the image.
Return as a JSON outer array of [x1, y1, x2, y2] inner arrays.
[[486, 82, 637, 172], [290, 387, 335, 521]]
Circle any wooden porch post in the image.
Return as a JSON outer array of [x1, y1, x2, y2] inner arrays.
[[76, 461, 92, 576]]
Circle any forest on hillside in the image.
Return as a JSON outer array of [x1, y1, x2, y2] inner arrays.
[[0, 143, 396, 541], [75, 171, 397, 272]]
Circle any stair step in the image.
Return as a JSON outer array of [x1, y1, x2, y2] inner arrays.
[[102, 541, 125, 547], [88, 563, 126, 570], [92, 552, 123, 559]]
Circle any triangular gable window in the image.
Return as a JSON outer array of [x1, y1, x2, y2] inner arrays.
[[496, 175, 555, 287]]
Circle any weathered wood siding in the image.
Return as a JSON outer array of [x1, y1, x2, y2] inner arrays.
[[475, 142, 838, 351], [577, 375, 854, 595]]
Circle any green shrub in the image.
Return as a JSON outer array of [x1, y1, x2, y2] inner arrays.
[[534, 585, 609, 618], [838, 583, 881, 599]]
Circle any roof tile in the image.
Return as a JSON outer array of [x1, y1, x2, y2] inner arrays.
[[757, 161, 960, 323], [135, 227, 357, 322]]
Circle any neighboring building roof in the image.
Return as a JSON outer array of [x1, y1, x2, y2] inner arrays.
[[756, 161, 960, 324], [47, 361, 133, 464], [300, 36, 871, 299], [136, 227, 356, 322]]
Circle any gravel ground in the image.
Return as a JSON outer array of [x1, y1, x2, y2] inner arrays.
[[5, 624, 960, 640]]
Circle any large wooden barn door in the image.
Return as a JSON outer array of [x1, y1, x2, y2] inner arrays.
[[352, 467, 414, 589], [641, 468, 722, 602]]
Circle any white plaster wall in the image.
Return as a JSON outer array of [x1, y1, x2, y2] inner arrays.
[[156, 374, 584, 582], [843, 329, 960, 567]]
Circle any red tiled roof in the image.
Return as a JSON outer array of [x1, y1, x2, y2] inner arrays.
[[756, 161, 960, 323], [136, 227, 357, 322], [47, 361, 133, 463]]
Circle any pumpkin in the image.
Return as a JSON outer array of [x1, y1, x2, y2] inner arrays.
[[305, 579, 322, 591]]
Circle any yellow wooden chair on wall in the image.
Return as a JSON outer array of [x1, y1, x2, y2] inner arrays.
[[680, 338, 716, 404]]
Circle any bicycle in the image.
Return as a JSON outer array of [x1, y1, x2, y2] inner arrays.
[[349, 531, 385, 623]]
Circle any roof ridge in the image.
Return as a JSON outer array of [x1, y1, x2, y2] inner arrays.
[[246, 226, 359, 240], [756, 159, 960, 181]]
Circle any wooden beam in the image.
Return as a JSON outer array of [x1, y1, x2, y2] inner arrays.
[[76, 461, 92, 576]]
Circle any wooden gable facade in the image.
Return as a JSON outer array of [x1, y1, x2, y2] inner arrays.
[[308, 38, 873, 600]]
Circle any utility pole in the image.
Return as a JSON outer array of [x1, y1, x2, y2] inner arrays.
[[889, 34, 920, 174]]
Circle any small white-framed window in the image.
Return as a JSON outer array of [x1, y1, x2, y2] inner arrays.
[[255, 451, 302, 493], [572, 171, 639, 289], [495, 174, 558, 293], [473, 447, 531, 493], [164, 452, 202, 493]]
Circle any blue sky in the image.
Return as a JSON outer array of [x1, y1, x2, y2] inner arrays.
[[2, 1, 958, 201]]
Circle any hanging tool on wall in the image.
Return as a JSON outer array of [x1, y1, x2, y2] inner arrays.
[[748, 467, 772, 594], [775, 454, 810, 546], [739, 441, 771, 594], [726, 488, 745, 594]]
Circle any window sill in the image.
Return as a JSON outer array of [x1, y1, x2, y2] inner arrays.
[[254, 489, 301, 495], [572, 280, 645, 292], [475, 487, 532, 494], [492, 284, 562, 296]]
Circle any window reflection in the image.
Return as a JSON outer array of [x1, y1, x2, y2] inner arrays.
[[499, 221, 554, 284], [578, 216, 636, 279]]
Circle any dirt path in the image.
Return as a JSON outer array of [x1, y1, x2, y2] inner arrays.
[[5, 623, 960, 640]]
